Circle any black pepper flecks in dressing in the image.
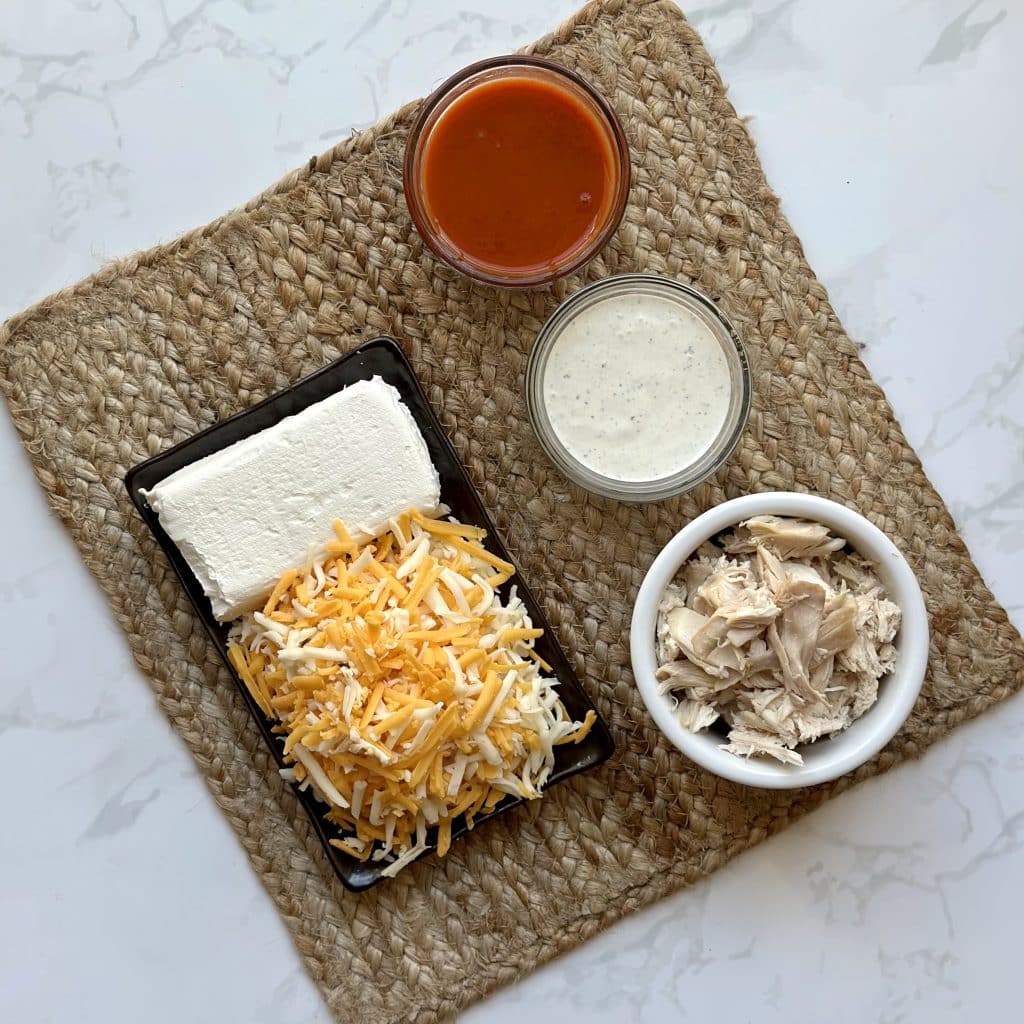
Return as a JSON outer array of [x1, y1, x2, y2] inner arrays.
[[542, 293, 731, 482]]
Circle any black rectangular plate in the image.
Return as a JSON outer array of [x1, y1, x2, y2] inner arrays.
[[125, 337, 614, 891]]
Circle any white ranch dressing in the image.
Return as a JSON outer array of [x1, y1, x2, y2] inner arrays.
[[541, 292, 732, 482]]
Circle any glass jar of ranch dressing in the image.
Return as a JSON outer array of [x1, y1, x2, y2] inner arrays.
[[525, 274, 751, 501]]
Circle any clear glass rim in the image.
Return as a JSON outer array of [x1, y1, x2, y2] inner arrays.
[[403, 55, 631, 290], [525, 274, 753, 502]]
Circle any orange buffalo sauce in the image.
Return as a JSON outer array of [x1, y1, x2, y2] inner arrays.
[[419, 76, 616, 276]]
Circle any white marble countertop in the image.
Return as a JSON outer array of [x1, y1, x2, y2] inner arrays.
[[1, 1, 1020, 1021]]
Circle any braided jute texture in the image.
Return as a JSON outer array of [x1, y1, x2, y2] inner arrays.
[[2, 0, 1022, 1019]]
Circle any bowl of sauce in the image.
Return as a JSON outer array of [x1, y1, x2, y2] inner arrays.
[[526, 275, 752, 501], [403, 56, 630, 288]]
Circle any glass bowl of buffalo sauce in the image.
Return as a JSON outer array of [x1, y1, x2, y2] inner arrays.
[[403, 55, 630, 289]]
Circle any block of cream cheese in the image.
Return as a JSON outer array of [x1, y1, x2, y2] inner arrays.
[[143, 377, 441, 621]]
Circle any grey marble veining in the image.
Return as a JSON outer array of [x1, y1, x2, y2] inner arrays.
[[0, 2, 1021, 1022]]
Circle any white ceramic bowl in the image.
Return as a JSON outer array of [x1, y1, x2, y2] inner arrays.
[[630, 492, 929, 788]]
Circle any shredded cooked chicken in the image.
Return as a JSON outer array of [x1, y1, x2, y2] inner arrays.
[[655, 515, 901, 766]]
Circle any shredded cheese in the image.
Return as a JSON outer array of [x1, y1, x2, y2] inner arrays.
[[228, 508, 594, 873]]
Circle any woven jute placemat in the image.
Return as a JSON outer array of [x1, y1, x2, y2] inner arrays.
[[2, 0, 1022, 1020]]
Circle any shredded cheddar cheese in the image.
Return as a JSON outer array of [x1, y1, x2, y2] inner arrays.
[[228, 509, 595, 876]]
